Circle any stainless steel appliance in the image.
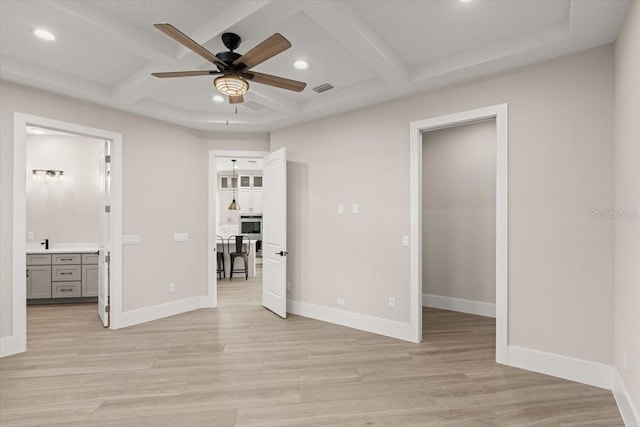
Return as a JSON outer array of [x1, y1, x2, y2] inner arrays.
[[239, 215, 262, 239]]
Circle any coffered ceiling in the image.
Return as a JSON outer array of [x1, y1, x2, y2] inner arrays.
[[0, 0, 629, 132]]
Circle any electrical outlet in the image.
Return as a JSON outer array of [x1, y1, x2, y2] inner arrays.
[[388, 297, 396, 309], [287, 281, 291, 290], [337, 297, 345, 306], [169, 283, 176, 293], [352, 203, 359, 214], [28, 232, 34, 240]]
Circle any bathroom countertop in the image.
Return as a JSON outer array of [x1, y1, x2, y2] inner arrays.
[[26, 243, 99, 254]]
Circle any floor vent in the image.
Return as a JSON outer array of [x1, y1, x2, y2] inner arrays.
[[312, 83, 334, 93]]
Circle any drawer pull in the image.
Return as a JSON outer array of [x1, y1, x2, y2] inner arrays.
[[60, 288, 73, 292], [60, 272, 73, 275], [59, 258, 73, 261]]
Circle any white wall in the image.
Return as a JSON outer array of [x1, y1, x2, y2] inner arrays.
[[0, 81, 269, 338], [271, 45, 614, 365], [422, 120, 496, 303], [614, 0, 640, 417], [26, 134, 102, 245]]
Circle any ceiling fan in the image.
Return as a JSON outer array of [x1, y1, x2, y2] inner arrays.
[[151, 23, 307, 104]]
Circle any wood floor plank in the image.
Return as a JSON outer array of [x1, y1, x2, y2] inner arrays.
[[0, 278, 623, 426]]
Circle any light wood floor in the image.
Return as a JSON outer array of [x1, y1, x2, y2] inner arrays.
[[1, 277, 623, 426]]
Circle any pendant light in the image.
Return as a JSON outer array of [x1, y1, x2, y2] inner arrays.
[[228, 159, 240, 210]]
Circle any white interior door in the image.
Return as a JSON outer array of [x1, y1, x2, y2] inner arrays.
[[262, 147, 287, 318], [97, 141, 111, 327]]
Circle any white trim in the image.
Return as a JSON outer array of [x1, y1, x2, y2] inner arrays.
[[422, 293, 496, 318], [507, 345, 614, 390], [9, 113, 123, 356], [287, 299, 414, 342], [410, 104, 509, 361], [0, 336, 22, 358], [613, 370, 640, 427], [117, 296, 211, 329], [207, 150, 268, 308]]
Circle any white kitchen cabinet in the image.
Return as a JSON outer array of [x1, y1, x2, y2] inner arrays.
[[239, 175, 252, 188], [238, 188, 262, 214], [219, 175, 238, 189], [219, 189, 240, 223]]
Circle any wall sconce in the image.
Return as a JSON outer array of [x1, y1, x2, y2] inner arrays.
[[32, 169, 64, 181]]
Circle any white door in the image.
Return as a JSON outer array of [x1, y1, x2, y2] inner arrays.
[[262, 147, 287, 318], [97, 141, 111, 327]]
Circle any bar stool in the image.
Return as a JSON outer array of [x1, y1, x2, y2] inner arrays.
[[228, 235, 250, 280], [216, 235, 225, 279]]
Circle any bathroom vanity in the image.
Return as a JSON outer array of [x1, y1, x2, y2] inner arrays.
[[26, 248, 99, 304]]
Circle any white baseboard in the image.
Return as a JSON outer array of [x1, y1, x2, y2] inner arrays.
[[613, 369, 640, 427], [114, 296, 211, 329], [507, 345, 614, 390], [287, 299, 414, 342], [0, 334, 25, 358], [423, 293, 496, 318]]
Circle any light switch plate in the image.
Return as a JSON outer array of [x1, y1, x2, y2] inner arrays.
[[27, 232, 34, 240], [402, 235, 409, 247], [352, 203, 359, 214], [122, 235, 140, 245], [174, 233, 188, 242], [338, 204, 344, 215]]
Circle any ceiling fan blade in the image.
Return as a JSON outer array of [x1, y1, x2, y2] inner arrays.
[[243, 71, 306, 92], [228, 95, 244, 104], [233, 33, 291, 70], [154, 23, 227, 67], [151, 70, 220, 78]]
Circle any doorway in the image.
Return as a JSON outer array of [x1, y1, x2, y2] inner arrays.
[[207, 150, 268, 308], [409, 104, 508, 363], [9, 113, 122, 357]]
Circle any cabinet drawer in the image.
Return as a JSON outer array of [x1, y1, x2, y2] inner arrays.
[[53, 254, 81, 265], [26, 254, 51, 265], [52, 265, 81, 281], [82, 253, 99, 265], [52, 282, 81, 298]]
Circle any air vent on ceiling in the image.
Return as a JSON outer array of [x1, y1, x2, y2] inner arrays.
[[312, 83, 334, 94], [243, 100, 266, 111]]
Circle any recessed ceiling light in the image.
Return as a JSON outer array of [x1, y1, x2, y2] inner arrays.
[[31, 28, 56, 41], [459, 0, 472, 3], [212, 95, 224, 103], [293, 60, 309, 70]]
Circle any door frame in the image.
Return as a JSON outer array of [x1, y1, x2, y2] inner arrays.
[[409, 104, 508, 364], [9, 113, 123, 356], [207, 150, 268, 305]]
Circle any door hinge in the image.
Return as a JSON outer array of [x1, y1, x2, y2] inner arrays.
[[105, 305, 111, 313], [105, 205, 111, 213], [105, 155, 111, 163], [105, 254, 111, 263]]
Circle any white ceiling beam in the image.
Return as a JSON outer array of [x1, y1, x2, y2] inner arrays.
[[301, 1, 409, 87], [44, 0, 174, 62]]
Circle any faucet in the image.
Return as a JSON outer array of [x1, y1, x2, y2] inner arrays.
[[41, 239, 49, 250]]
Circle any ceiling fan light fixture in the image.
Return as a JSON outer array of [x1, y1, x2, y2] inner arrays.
[[214, 76, 249, 96]]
